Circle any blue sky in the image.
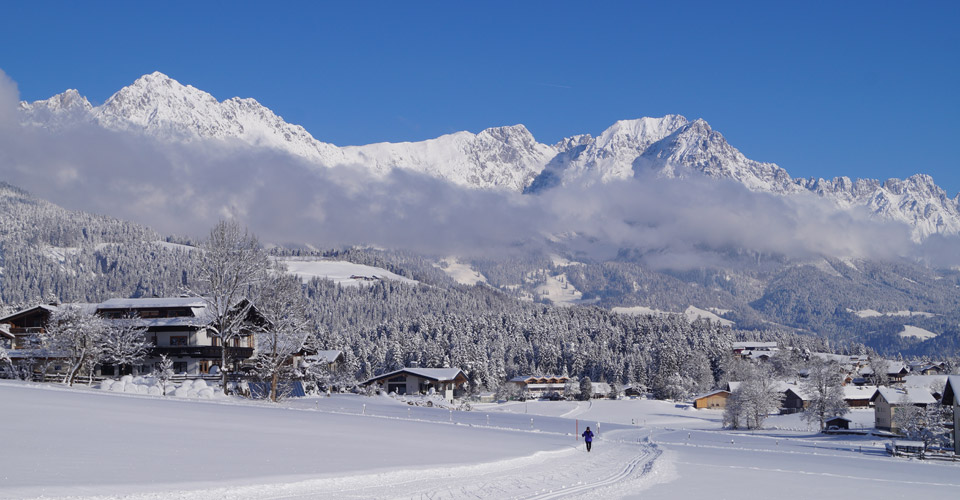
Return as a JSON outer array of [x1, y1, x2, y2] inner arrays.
[[3, 1, 959, 193]]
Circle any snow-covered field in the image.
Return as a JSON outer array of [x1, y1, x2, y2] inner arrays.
[[435, 258, 487, 285], [534, 273, 582, 307], [849, 309, 937, 319], [899, 325, 939, 340], [611, 305, 735, 327], [3, 381, 958, 499], [278, 259, 418, 286]]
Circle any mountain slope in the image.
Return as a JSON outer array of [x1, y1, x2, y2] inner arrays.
[[17, 72, 960, 238]]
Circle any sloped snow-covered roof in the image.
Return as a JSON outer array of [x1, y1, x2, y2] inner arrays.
[[732, 341, 778, 350], [305, 350, 343, 364], [693, 389, 730, 401], [363, 367, 466, 385], [137, 317, 208, 328], [590, 382, 611, 393], [0, 303, 100, 324], [508, 375, 569, 383], [98, 297, 207, 309], [842, 385, 878, 401], [777, 381, 810, 399], [872, 387, 936, 405], [902, 374, 948, 389]]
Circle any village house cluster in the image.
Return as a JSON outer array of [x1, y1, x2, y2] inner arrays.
[[693, 341, 959, 454], [2, 305, 958, 455]]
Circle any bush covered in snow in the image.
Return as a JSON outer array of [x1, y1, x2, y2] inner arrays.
[[98, 376, 227, 400]]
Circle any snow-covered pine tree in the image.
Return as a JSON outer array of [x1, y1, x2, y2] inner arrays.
[[579, 376, 592, 401]]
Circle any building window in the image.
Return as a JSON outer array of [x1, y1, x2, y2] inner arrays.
[[170, 336, 187, 346], [173, 362, 187, 373]]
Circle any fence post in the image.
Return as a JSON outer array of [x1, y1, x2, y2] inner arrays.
[[362, 404, 366, 416]]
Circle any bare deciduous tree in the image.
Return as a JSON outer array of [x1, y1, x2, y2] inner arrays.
[[801, 359, 848, 431], [724, 364, 781, 430], [193, 220, 269, 394], [870, 357, 891, 387], [252, 269, 311, 402], [99, 315, 151, 377], [42, 306, 106, 386]]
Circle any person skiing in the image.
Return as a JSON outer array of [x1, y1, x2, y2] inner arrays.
[[581, 426, 594, 452]]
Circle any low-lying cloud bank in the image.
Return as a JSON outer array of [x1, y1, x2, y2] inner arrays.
[[2, 70, 958, 269]]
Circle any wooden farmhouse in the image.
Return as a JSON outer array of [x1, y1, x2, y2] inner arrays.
[[300, 350, 344, 372], [590, 381, 612, 399], [507, 375, 571, 398], [362, 367, 467, 401], [842, 385, 878, 408], [693, 389, 730, 409], [0, 303, 99, 378], [941, 376, 960, 455], [860, 363, 910, 384], [0, 298, 262, 380], [781, 387, 809, 414], [870, 386, 937, 433]]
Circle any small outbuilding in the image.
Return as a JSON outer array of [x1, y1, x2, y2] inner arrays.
[[693, 389, 731, 409], [825, 416, 851, 430]]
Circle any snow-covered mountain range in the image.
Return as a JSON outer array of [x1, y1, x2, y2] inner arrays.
[[18, 71, 960, 239]]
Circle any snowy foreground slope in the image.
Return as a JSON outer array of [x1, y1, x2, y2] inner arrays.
[[3, 382, 958, 499]]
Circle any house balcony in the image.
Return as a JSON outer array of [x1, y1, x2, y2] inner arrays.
[[150, 346, 254, 359], [10, 327, 45, 334]]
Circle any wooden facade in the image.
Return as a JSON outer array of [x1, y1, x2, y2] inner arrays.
[[507, 375, 571, 398], [0, 298, 260, 380], [363, 367, 468, 402], [693, 390, 730, 409], [870, 387, 936, 433], [942, 376, 960, 455]]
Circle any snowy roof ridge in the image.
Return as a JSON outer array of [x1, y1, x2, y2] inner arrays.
[[98, 297, 208, 309], [873, 386, 936, 405], [364, 367, 466, 384]]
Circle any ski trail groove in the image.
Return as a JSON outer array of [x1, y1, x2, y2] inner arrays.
[[521, 446, 661, 500]]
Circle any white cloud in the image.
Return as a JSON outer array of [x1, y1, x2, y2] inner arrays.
[[1, 69, 956, 269]]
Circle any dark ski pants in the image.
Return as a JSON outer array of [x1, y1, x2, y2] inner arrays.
[[586, 441, 592, 452]]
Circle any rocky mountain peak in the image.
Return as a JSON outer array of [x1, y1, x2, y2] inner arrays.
[[15, 73, 960, 239]]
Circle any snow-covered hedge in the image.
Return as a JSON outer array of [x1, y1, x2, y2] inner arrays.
[[98, 375, 227, 399]]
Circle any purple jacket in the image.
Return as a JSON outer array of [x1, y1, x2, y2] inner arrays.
[[582, 430, 594, 442]]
